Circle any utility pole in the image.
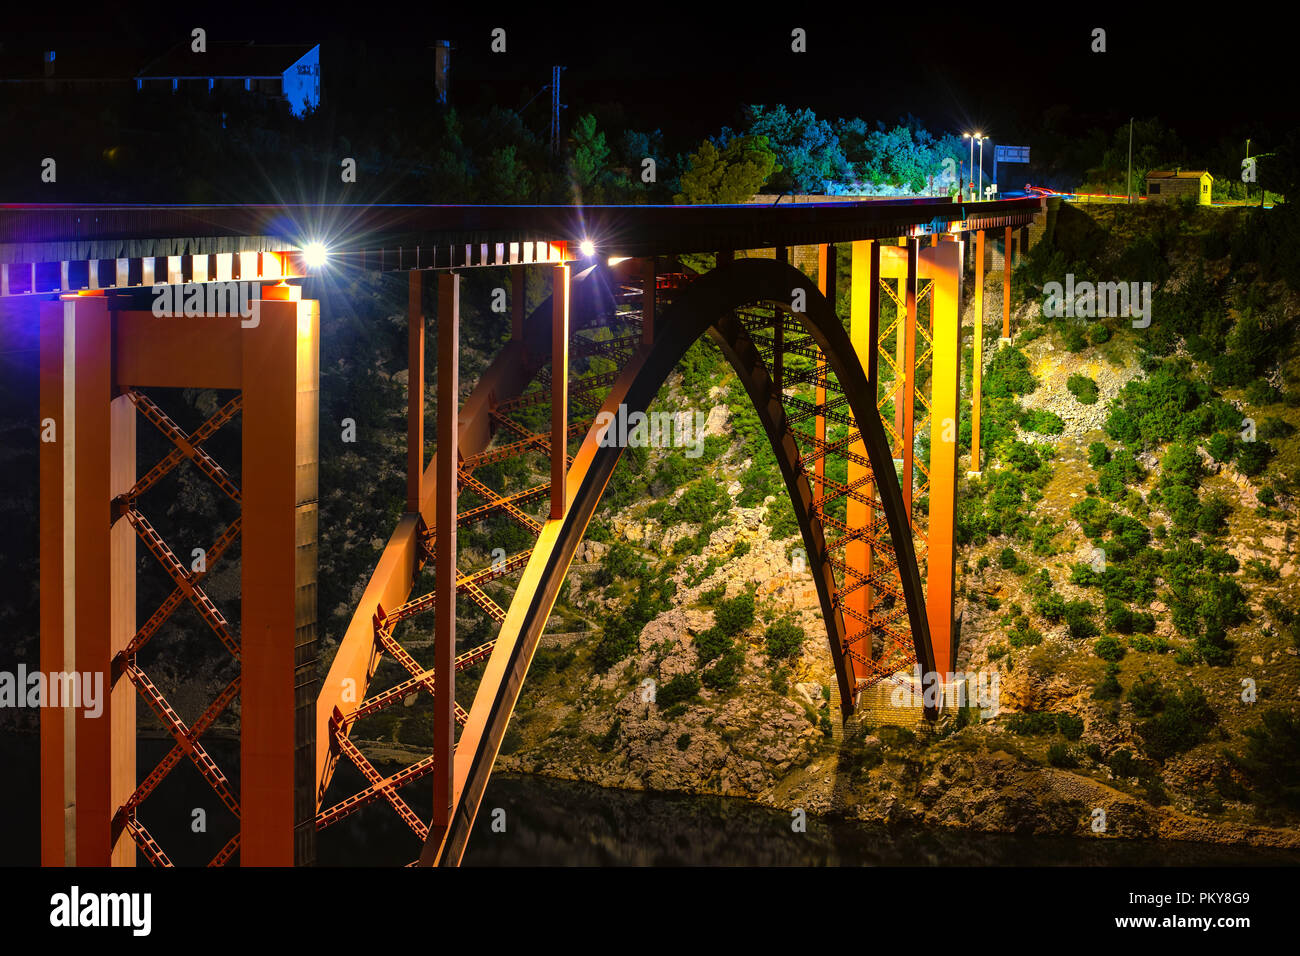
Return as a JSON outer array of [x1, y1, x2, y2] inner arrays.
[[1245, 138, 1251, 203], [550, 65, 566, 155], [1127, 118, 1133, 204]]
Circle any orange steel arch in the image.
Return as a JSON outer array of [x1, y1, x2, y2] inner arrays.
[[426, 256, 934, 864]]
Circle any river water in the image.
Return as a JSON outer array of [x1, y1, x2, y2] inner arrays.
[[4, 736, 1297, 866]]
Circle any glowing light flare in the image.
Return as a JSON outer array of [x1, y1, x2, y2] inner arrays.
[[302, 242, 329, 269], [578, 239, 596, 258]]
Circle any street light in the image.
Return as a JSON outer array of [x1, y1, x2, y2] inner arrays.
[[964, 131, 986, 201]]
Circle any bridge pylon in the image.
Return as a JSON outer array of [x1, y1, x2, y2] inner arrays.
[[38, 280, 319, 866]]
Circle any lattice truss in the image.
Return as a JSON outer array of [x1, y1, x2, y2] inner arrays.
[[876, 274, 934, 563], [740, 290, 921, 691], [314, 269, 676, 861], [112, 389, 244, 867]]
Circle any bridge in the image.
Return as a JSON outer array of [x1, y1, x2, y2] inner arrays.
[[2, 194, 1044, 866]]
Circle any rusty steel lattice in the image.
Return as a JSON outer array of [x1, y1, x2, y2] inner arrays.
[[314, 266, 652, 861], [111, 389, 243, 867], [878, 272, 934, 561], [741, 289, 918, 691]]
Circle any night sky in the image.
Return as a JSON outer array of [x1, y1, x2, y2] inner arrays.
[[3, 5, 1294, 151]]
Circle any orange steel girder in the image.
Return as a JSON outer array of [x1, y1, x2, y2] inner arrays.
[[876, 243, 964, 673], [971, 229, 986, 474], [1003, 226, 1013, 339], [846, 240, 880, 674], [432, 272, 459, 843], [38, 288, 319, 867]]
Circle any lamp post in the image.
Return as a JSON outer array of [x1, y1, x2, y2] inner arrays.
[[964, 132, 977, 201], [1127, 118, 1134, 204], [977, 133, 986, 198]]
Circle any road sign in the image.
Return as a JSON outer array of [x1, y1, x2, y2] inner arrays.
[[995, 145, 1030, 164]]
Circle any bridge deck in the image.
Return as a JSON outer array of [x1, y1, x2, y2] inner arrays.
[[0, 198, 1042, 288]]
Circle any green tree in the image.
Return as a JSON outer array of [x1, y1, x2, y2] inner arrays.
[[740, 105, 851, 193], [568, 113, 611, 201], [674, 135, 778, 204]]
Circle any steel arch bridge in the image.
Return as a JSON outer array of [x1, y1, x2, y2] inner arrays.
[[8, 196, 1043, 866]]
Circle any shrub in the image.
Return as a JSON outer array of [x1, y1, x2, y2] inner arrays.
[[1047, 742, 1077, 767], [594, 718, 621, 753], [1138, 687, 1217, 762], [985, 346, 1038, 398], [700, 583, 726, 606], [1009, 624, 1043, 648], [1007, 712, 1057, 735], [1105, 598, 1134, 633], [675, 733, 692, 751], [1245, 379, 1281, 406], [1064, 601, 1100, 640], [1062, 323, 1088, 352], [1108, 748, 1138, 778], [1057, 714, 1085, 740], [694, 626, 732, 664], [1235, 440, 1272, 476], [593, 613, 642, 671], [999, 546, 1019, 569], [1224, 710, 1300, 813], [713, 592, 755, 637], [1095, 635, 1126, 662], [1093, 662, 1123, 700], [1106, 364, 1211, 449], [1071, 497, 1113, 538], [1035, 591, 1067, 622], [764, 618, 805, 661], [1259, 416, 1296, 441], [657, 672, 700, 709], [1207, 432, 1234, 462], [1020, 408, 1065, 435], [1088, 441, 1111, 468], [1197, 493, 1232, 536], [670, 477, 728, 524], [702, 646, 743, 690]]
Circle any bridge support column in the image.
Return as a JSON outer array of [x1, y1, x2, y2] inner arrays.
[[901, 239, 918, 517], [773, 304, 784, 396], [775, 243, 789, 394], [814, 244, 834, 504], [433, 272, 460, 840], [641, 258, 655, 345], [970, 229, 985, 475], [848, 241, 880, 672], [923, 242, 961, 676], [240, 285, 319, 865], [892, 239, 907, 455], [1002, 226, 1013, 339], [408, 272, 424, 513], [510, 264, 525, 345], [550, 263, 569, 519], [39, 293, 137, 867]]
